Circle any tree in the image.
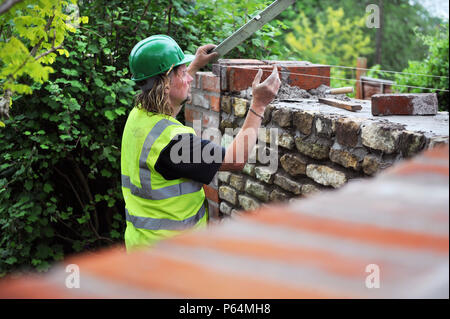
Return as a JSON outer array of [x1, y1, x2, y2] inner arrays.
[[0, 0, 87, 125], [285, 6, 373, 90], [280, 0, 443, 72]]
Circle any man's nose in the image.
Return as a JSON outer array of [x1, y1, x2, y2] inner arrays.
[[187, 73, 194, 84]]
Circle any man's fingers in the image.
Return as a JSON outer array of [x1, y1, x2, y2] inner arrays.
[[201, 44, 217, 54], [261, 65, 280, 86], [252, 68, 263, 86]]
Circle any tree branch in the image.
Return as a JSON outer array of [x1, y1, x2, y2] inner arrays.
[[34, 43, 62, 61], [30, 14, 55, 57], [167, 1, 172, 34], [54, 167, 86, 211], [0, 89, 12, 119], [0, 0, 23, 15], [133, 0, 152, 33], [70, 160, 99, 232]]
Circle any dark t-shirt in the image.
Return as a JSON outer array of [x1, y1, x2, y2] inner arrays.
[[154, 133, 226, 185]]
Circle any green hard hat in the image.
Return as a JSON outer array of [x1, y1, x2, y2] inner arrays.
[[129, 35, 195, 81]]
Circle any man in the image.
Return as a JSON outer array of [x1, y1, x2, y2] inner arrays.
[[122, 35, 280, 251]]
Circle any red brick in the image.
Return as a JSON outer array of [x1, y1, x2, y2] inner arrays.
[[371, 93, 438, 116], [224, 64, 330, 92], [185, 107, 202, 123], [207, 201, 220, 220], [194, 73, 202, 89], [203, 184, 219, 203], [209, 95, 220, 112], [286, 65, 330, 90], [227, 65, 276, 92], [201, 73, 220, 93]]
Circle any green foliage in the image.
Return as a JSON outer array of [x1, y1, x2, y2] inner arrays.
[[366, 64, 390, 79], [285, 6, 372, 92], [394, 23, 449, 111], [0, 0, 292, 275], [182, 0, 290, 60], [286, 7, 373, 67], [0, 0, 138, 274], [0, 0, 88, 126]]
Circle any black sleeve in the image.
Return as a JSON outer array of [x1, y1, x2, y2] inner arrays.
[[154, 133, 226, 185]]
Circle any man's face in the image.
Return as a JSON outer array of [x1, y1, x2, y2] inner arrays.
[[167, 64, 193, 114]]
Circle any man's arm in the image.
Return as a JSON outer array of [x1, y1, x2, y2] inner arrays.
[[220, 66, 281, 171]]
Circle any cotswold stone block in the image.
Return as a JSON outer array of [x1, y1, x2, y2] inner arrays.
[[230, 174, 245, 191], [233, 97, 248, 117], [262, 104, 275, 125], [192, 92, 209, 109], [361, 123, 402, 154], [256, 146, 278, 165], [362, 155, 380, 176], [315, 115, 335, 138], [335, 118, 362, 148], [274, 174, 302, 195], [257, 128, 271, 144], [269, 189, 289, 202], [255, 166, 274, 184], [242, 163, 256, 176], [217, 171, 231, 183], [301, 184, 320, 195], [244, 180, 270, 202], [306, 164, 347, 188], [329, 146, 362, 171], [238, 195, 260, 211], [295, 136, 331, 160], [400, 130, 426, 158], [293, 110, 315, 135], [219, 201, 232, 215], [219, 118, 235, 133], [219, 185, 237, 204], [277, 132, 294, 150], [272, 108, 292, 127], [280, 153, 307, 176], [221, 96, 232, 114]]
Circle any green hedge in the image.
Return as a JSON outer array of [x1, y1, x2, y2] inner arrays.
[[1, 0, 288, 275]]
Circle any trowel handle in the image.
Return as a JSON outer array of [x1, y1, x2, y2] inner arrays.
[[326, 87, 354, 94]]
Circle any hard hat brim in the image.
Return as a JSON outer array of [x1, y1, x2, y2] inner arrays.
[[175, 54, 195, 68]]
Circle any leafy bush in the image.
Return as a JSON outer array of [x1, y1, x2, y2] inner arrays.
[[394, 23, 449, 111], [1, 0, 291, 275]]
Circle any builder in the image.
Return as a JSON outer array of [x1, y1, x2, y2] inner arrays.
[[122, 35, 281, 251]]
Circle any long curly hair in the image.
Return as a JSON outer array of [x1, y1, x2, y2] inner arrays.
[[134, 71, 174, 116]]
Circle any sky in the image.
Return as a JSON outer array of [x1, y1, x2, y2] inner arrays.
[[415, 0, 449, 20]]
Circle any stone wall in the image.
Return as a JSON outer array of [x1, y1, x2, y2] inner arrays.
[[184, 59, 449, 220]]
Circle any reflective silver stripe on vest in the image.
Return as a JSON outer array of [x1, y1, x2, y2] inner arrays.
[[122, 118, 203, 200], [125, 201, 206, 230]]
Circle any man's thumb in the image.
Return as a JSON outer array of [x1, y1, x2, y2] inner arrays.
[[252, 68, 263, 86]]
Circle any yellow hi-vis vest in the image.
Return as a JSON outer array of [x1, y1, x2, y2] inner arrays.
[[121, 107, 208, 251]]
